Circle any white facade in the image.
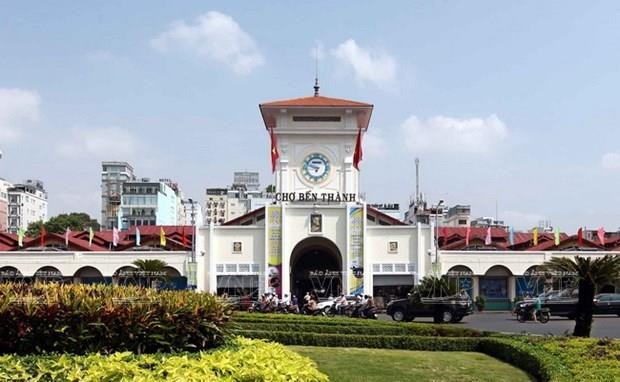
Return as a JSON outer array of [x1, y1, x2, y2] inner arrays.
[[195, 92, 432, 300], [7, 180, 48, 233], [0, 179, 10, 232]]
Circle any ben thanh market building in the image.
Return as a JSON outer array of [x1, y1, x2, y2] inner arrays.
[[0, 87, 618, 310]]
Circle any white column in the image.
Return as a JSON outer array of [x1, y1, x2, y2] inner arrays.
[[416, 223, 425, 283], [344, 204, 351, 294], [472, 276, 480, 299], [195, 228, 206, 292], [208, 223, 216, 293], [508, 276, 516, 301], [281, 203, 289, 297], [362, 202, 372, 296]]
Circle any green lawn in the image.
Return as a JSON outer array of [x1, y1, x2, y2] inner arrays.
[[289, 346, 534, 382]]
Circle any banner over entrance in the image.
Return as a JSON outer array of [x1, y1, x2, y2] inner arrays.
[[348, 206, 364, 295]]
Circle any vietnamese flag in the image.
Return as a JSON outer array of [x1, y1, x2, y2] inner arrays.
[[353, 127, 363, 170], [40, 227, 46, 247], [577, 227, 583, 246], [269, 126, 279, 173], [465, 226, 471, 246]]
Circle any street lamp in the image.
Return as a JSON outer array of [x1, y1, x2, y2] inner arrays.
[[434, 200, 444, 267]]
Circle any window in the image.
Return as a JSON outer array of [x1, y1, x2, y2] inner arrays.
[[293, 116, 341, 122], [458, 219, 467, 225]]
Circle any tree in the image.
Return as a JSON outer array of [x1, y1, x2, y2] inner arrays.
[[541, 255, 620, 337], [132, 259, 169, 288], [26, 212, 100, 237]]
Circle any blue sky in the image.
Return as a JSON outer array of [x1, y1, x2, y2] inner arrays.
[[1, 1, 620, 232]]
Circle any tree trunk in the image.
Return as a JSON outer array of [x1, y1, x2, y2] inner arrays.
[[573, 279, 595, 337]]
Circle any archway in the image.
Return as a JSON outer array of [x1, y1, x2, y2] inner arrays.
[[290, 237, 342, 299], [0, 266, 23, 283], [73, 266, 104, 285], [33, 266, 64, 283], [113, 266, 138, 286], [446, 265, 474, 298]]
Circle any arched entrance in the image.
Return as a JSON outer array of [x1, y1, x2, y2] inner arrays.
[[290, 237, 342, 299]]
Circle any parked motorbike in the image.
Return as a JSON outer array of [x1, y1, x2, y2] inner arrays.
[[515, 303, 550, 323], [345, 303, 378, 319]]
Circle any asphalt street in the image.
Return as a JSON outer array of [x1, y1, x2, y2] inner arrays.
[[379, 312, 620, 338]]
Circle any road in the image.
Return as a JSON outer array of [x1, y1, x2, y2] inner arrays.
[[379, 312, 620, 338]]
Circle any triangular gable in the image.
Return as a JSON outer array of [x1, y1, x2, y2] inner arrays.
[[366, 206, 406, 226]]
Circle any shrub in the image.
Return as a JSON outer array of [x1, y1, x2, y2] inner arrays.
[[232, 312, 482, 337], [233, 329, 481, 351], [478, 338, 572, 382], [0, 337, 328, 382], [0, 283, 230, 354]]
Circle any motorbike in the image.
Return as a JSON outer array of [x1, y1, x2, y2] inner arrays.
[[345, 303, 378, 319], [515, 303, 550, 323]]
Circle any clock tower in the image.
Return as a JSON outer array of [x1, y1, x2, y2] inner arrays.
[[259, 85, 373, 201]]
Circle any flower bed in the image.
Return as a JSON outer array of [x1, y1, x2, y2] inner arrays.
[[0, 337, 328, 382], [0, 283, 230, 354]]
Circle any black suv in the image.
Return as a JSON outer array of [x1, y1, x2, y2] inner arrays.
[[386, 294, 474, 323], [593, 293, 620, 316]]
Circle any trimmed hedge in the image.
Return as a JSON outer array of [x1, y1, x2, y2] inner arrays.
[[233, 329, 481, 351], [0, 283, 230, 354], [232, 313, 620, 381], [0, 337, 328, 382], [478, 338, 572, 382], [232, 313, 482, 337]]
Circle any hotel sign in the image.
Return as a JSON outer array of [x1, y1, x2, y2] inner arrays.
[[274, 192, 356, 202]]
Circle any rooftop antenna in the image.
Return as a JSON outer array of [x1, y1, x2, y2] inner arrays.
[[314, 45, 320, 97], [415, 157, 420, 203]]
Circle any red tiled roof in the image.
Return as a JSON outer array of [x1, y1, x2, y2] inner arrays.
[[367, 206, 406, 226], [223, 207, 266, 226], [260, 95, 372, 108]]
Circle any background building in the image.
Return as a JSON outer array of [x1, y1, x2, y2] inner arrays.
[[7, 179, 48, 233], [118, 178, 180, 230], [101, 162, 135, 229], [443, 205, 471, 227], [470, 216, 507, 229], [0, 179, 11, 232], [181, 198, 203, 226]]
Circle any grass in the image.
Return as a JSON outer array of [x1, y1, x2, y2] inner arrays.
[[289, 346, 534, 382]]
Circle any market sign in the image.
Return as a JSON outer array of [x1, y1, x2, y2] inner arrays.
[[274, 192, 357, 203]]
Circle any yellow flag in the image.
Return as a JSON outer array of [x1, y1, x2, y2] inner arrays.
[[554, 227, 560, 246], [532, 227, 538, 246], [160, 226, 166, 247]]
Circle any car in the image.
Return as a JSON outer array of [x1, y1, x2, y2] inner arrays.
[[593, 293, 620, 316], [541, 289, 579, 318], [386, 294, 474, 323]]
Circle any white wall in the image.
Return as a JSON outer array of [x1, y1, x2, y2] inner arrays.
[[0, 251, 188, 277]]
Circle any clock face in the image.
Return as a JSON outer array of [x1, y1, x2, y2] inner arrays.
[[302, 153, 330, 183]]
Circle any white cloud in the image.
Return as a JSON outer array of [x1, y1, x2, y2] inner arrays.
[[151, 11, 264, 75], [57, 127, 138, 159], [0, 88, 40, 142], [401, 114, 508, 154], [601, 152, 620, 169], [331, 39, 396, 89]]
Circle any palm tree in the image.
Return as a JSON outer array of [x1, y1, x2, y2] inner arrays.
[[541, 255, 620, 337], [132, 259, 168, 288]]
